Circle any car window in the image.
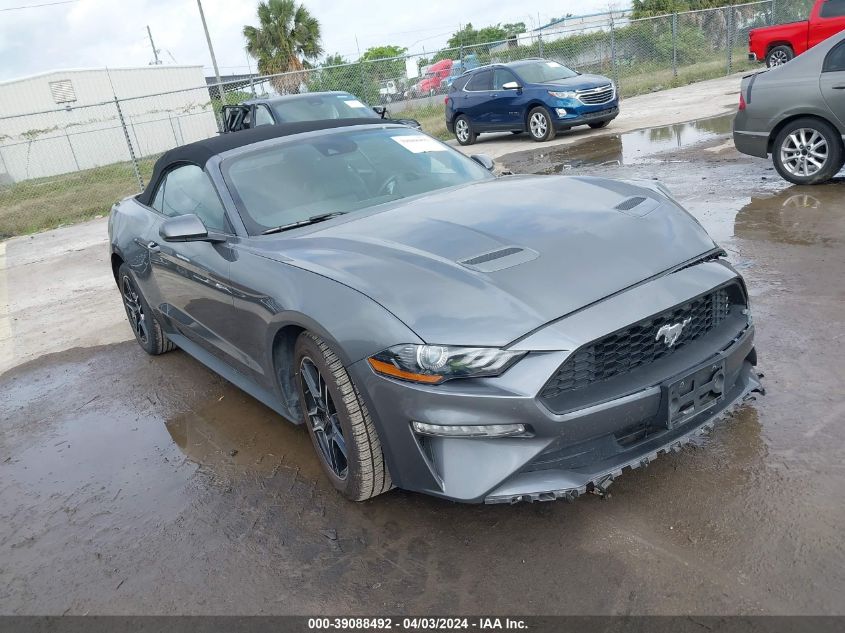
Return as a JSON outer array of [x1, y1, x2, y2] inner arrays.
[[156, 164, 229, 232], [493, 68, 518, 90], [254, 104, 274, 126], [513, 60, 579, 83], [824, 41, 845, 71], [273, 94, 378, 122], [465, 69, 493, 91], [152, 179, 165, 211], [450, 75, 470, 91], [821, 0, 845, 18], [222, 127, 494, 235]]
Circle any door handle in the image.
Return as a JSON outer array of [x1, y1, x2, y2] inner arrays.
[[833, 85, 845, 90], [146, 241, 160, 252]]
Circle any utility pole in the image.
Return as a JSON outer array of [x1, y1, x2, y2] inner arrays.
[[196, 0, 223, 102], [146, 25, 161, 65]]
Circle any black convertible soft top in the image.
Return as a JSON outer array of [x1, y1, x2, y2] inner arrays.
[[136, 118, 390, 206]]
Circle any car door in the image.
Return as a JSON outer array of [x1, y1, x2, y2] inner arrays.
[[810, 0, 845, 48], [460, 69, 495, 129], [147, 164, 242, 367], [820, 39, 845, 127], [222, 105, 251, 132], [252, 103, 276, 127], [490, 68, 523, 129]]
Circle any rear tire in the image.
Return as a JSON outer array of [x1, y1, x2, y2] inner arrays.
[[772, 117, 843, 185], [454, 115, 477, 146], [294, 332, 392, 501], [766, 45, 794, 68], [118, 263, 175, 356], [528, 106, 555, 142], [589, 120, 610, 129]]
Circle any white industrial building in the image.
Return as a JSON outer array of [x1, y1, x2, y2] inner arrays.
[[0, 65, 219, 183]]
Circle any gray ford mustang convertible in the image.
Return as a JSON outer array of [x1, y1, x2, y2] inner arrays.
[[109, 119, 763, 504]]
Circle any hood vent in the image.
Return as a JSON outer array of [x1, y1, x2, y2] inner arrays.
[[615, 196, 646, 211], [459, 246, 539, 273], [614, 195, 660, 218], [462, 247, 523, 266]]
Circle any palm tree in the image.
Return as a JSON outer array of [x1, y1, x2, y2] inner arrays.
[[243, 0, 323, 93]]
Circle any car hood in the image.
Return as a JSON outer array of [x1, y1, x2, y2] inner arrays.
[[541, 73, 613, 90], [260, 175, 716, 347]]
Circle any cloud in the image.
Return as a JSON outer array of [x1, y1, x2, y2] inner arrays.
[[1, 0, 617, 81]]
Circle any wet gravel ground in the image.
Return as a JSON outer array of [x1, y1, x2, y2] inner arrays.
[[2, 116, 844, 615]]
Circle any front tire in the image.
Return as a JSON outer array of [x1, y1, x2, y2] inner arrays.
[[766, 45, 793, 68], [118, 263, 175, 356], [454, 115, 476, 146], [772, 118, 844, 185], [294, 332, 392, 501], [528, 106, 555, 142]]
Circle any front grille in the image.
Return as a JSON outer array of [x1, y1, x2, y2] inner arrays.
[[577, 85, 614, 105], [540, 286, 736, 399]]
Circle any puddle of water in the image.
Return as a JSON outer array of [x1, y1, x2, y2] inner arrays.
[[504, 114, 735, 173], [735, 182, 845, 247], [165, 390, 324, 480]]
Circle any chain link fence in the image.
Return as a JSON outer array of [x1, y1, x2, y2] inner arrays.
[[0, 0, 814, 238]]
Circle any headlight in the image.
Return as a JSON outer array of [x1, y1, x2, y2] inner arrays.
[[548, 90, 577, 99], [367, 344, 527, 384]]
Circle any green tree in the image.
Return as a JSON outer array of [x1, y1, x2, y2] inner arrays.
[[360, 44, 408, 81], [243, 0, 323, 92], [446, 22, 526, 49], [323, 53, 346, 66], [632, 0, 743, 18], [308, 53, 350, 92], [361, 45, 407, 61]]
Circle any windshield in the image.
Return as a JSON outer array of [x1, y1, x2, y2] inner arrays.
[[270, 93, 379, 123], [223, 127, 494, 235], [514, 60, 578, 83]]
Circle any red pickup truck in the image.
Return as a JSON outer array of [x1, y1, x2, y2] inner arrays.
[[749, 0, 845, 66]]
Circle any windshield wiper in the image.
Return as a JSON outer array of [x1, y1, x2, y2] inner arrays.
[[260, 211, 347, 235]]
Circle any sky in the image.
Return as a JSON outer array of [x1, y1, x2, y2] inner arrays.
[[0, 0, 620, 82]]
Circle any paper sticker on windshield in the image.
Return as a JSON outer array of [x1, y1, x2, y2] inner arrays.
[[546, 61, 562, 67], [391, 135, 444, 153], [343, 99, 366, 108]]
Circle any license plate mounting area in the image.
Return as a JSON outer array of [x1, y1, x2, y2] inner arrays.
[[665, 360, 726, 429]]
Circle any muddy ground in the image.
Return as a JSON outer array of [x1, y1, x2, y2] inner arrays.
[[1, 116, 844, 615]]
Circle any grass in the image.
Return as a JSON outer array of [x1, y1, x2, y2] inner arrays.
[[616, 50, 756, 98], [395, 103, 452, 140], [0, 158, 155, 239], [0, 53, 756, 240]]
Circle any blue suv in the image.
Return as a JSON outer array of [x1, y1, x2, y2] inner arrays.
[[445, 59, 620, 145]]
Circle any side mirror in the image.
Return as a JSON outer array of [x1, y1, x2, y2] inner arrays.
[[502, 81, 522, 91], [397, 118, 422, 130], [159, 214, 215, 242], [372, 106, 388, 119], [470, 154, 495, 171]]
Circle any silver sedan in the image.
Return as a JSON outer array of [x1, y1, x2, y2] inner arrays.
[[734, 30, 845, 184]]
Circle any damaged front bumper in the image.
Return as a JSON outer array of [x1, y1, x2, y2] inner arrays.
[[484, 358, 763, 503], [350, 261, 764, 504]]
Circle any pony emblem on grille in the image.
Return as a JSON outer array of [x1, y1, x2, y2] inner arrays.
[[655, 317, 691, 347]]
